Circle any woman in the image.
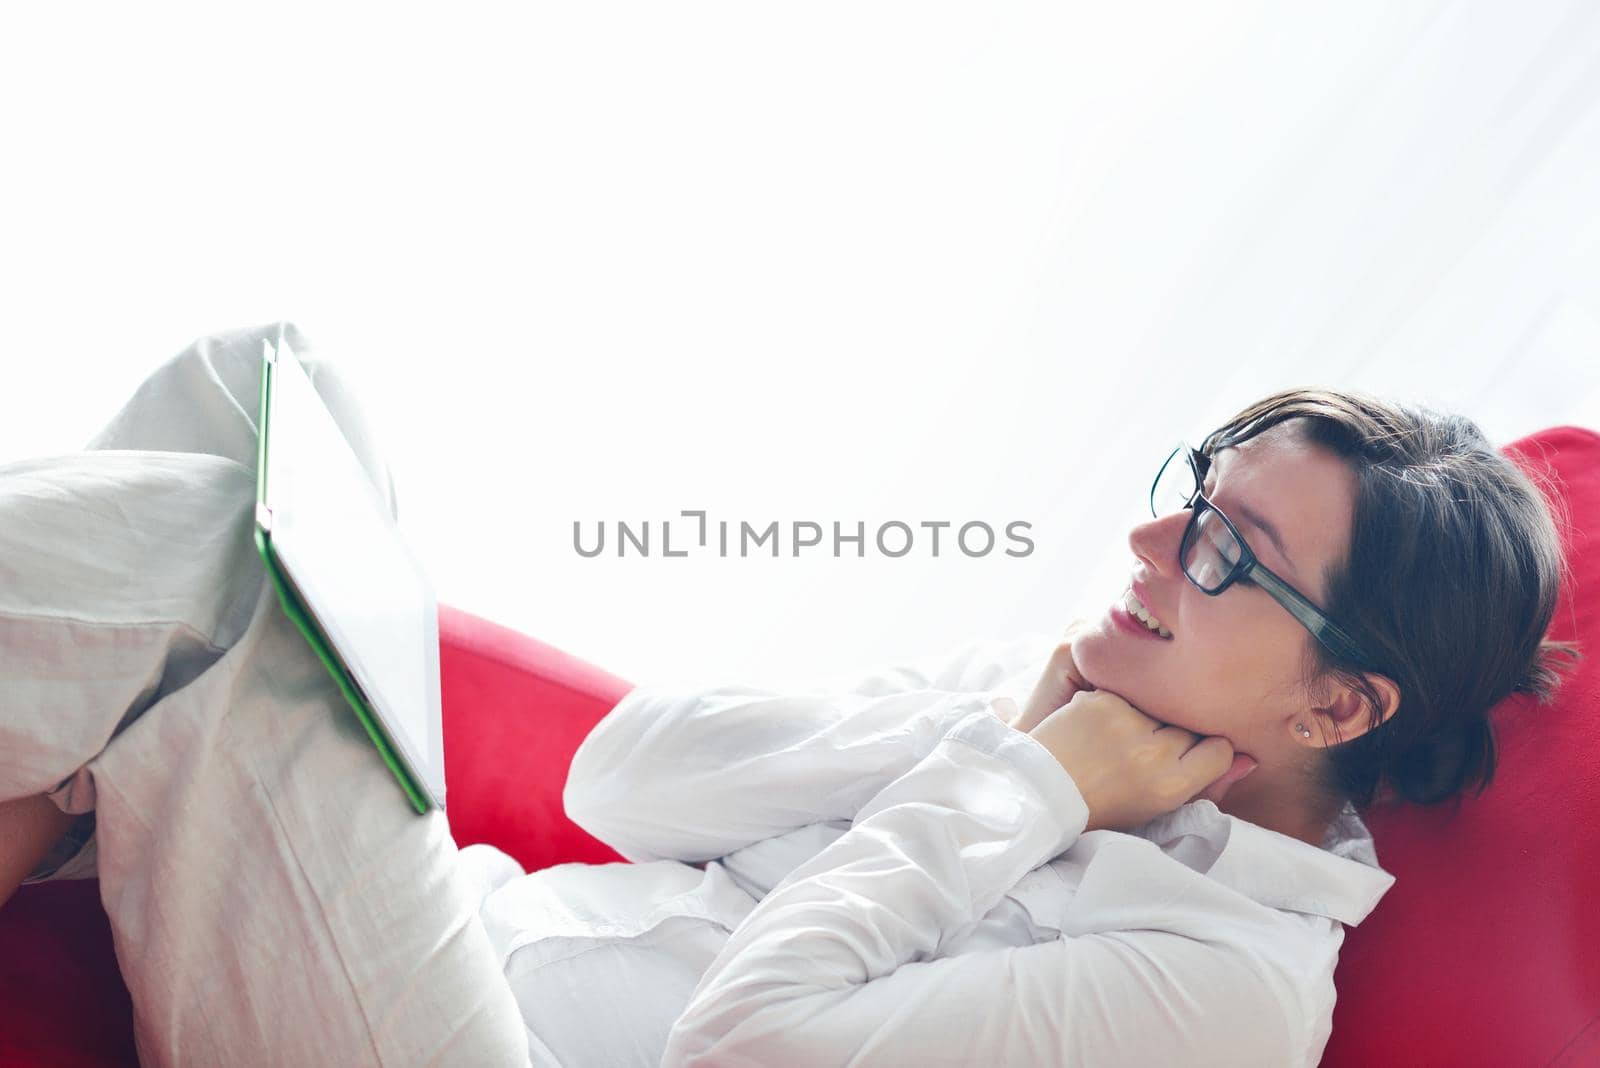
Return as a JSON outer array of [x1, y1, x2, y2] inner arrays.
[[1, 323, 1579, 1066], [554, 390, 1578, 1066]]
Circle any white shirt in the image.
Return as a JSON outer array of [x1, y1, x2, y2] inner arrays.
[[465, 631, 1396, 1067]]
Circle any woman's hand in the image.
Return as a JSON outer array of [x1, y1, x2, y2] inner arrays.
[[991, 620, 1095, 734], [987, 619, 1257, 831], [1025, 689, 1259, 833]]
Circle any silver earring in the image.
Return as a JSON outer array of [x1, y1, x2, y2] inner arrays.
[[1297, 723, 1312, 739]]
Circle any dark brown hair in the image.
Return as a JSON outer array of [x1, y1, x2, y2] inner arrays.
[[1201, 388, 1581, 810]]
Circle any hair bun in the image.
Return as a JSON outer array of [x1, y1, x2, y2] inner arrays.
[[1386, 717, 1496, 807]]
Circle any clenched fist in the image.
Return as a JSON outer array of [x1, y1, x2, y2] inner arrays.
[[990, 621, 1258, 832], [1025, 689, 1257, 832]]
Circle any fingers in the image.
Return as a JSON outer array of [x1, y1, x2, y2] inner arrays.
[[1153, 725, 1251, 808], [1019, 646, 1085, 730], [1060, 619, 1086, 641], [1193, 752, 1259, 805], [1178, 734, 1235, 781]]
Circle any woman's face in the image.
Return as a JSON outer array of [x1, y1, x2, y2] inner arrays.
[[1071, 419, 1360, 766]]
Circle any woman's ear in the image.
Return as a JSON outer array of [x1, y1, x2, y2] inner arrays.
[[1315, 672, 1401, 745]]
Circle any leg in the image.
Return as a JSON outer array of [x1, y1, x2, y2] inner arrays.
[[82, 319, 399, 520], [0, 323, 531, 1065]]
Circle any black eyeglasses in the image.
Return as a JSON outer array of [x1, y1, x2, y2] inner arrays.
[[1150, 441, 1374, 668]]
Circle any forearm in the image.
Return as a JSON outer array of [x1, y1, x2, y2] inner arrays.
[[0, 793, 75, 909], [564, 684, 999, 864]]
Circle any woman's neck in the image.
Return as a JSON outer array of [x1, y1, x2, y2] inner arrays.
[[1213, 760, 1342, 848]]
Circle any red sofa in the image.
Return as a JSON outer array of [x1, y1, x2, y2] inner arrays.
[[2, 426, 1597, 1067]]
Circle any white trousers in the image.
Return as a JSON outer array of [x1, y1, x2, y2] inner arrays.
[[0, 322, 534, 1066]]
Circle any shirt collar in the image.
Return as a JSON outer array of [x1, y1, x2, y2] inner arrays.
[[1137, 798, 1397, 927]]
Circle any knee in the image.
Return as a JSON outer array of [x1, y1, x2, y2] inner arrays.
[[184, 319, 315, 384]]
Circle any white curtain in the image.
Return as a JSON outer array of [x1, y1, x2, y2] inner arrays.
[[4, 1, 1597, 688]]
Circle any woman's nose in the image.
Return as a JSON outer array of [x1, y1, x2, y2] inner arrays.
[[1129, 510, 1188, 576]]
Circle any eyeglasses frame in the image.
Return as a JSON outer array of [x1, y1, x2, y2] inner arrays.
[[1151, 441, 1374, 668]]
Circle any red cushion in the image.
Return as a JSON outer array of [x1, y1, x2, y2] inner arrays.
[[0, 877, 138, 1066], [434, 603, 636, 873], [2, 426, 1596, 1066], [1322, 425, 1600, 1067]]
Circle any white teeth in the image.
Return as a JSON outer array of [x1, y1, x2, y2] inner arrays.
[[1124, 588, 1173, 639]]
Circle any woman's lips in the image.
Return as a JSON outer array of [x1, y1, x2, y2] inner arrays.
[[1111, 595, 1170, 641]]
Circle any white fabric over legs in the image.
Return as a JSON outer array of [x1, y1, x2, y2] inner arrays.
[[0, 322, 531, 1066]]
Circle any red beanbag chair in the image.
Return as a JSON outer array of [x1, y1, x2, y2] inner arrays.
[[1322, 425, 1600, 1068], [1, 426, 1597, 1066]]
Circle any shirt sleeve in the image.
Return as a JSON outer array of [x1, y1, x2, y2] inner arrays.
[[659, 710, 1302, 1068], [563, 683, 999, 865], [561, 633, 1055, 865]]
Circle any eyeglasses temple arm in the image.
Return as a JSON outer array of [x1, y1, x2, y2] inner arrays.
[[1248, 565, 1370, 666]]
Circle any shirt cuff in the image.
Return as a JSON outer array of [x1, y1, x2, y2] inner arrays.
[[949, 706, 1091, 846]]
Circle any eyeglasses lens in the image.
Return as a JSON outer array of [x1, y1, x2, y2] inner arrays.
[[1151, 449, 1200, 517], [1186, 510, 1244, 590], [1153, 449, 1244, 592]]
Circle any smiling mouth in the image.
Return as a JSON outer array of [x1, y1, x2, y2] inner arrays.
[[1122, 587, 1173, 640]]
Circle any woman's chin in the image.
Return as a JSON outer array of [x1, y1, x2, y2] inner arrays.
[[1073, 622, 1186, 724], [1074, 609, 1143, 671], [1070, 621, 1128, 695]]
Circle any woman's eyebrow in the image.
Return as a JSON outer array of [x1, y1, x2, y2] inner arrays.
[[1212, 449, 1295, 571], [1234, 501, 1294, 571]]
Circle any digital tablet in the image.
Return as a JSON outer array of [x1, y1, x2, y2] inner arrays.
[[252, 338, 445, 814]]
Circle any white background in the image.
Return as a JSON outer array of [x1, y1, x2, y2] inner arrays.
[[4, 2, 1599, 691]]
